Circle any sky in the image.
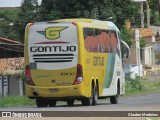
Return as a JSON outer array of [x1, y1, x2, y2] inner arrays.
[[0, 0, 42, 7]]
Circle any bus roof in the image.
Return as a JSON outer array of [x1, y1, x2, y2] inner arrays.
[[53, 18, 120, 32]]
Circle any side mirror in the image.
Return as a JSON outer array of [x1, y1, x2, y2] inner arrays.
[[121, 40, 130, 58]]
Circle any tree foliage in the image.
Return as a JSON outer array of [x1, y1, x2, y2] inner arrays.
[[121, 20, 134, 47], [0, 0, 159, 43], [18, 0, 40, 42], [0, 8, 20, 41], [148, 0, 159, 25], [39, 0, 139, 28]]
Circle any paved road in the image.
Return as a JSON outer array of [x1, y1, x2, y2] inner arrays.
[[0, 91, 160, 112], [0, 91, 160, 119]]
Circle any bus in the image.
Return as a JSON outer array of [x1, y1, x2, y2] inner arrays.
[[24, 19, 129, 107]]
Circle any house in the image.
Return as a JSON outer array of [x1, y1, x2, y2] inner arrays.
[[150, 26, 160, 65], [125, 28, 155, 64], [0, 57, 24, 97], [0, 38, 24, 97], [139, 28, 155, 66], [124, 21, 155, 77], [0, 37, 24, 58]]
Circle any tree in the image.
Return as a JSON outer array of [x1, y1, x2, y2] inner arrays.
[[121, 27, 134, 47], [18, 0, 40, 42], [39, 0, 139, 29], [148, 0, 159, 25], [109, 0, 139, 28], [0, 0, 142, 43], [139, 38, 146, 48], [0, 8, 20, 41]]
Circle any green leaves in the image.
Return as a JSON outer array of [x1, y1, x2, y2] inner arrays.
[[18, 0, 40, 42], [121, 22, 134, 47], [0, 0, 158, 43], [0, 8, 20, 41]]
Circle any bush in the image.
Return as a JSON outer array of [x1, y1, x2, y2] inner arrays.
[[125, 75, 144, 93]]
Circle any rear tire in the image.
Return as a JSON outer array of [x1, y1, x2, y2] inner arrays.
[[110, 95, 118, 104], [36, 98, 48, 107], [48, 100, 56, 107], [81, 97, 92, 106], [67, 99, 74, 106], [110, 82, 120, 104], [92, 85, 98, 105], [81, 83, 98, 106]]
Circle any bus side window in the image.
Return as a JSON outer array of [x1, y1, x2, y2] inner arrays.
[[88, 29, 94, 36]]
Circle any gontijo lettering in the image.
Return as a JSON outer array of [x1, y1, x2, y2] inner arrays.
[[30, 46, 76, 52], [93, 57, 104, 66]]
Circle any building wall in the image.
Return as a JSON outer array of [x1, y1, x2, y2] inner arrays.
[[124, 42, 138, 65], [141, 46, 155, 66], [9, 76, 20, 96], [143, 36, 155, 43], [123, 64, 143, 78], [0, 75, 24, 97], [129, 47, 137, 64], [153, 42, 160, 51]]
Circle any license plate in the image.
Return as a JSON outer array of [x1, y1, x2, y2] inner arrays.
[[49, 88, 58, 93]]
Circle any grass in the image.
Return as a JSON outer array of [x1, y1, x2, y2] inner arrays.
[[125, 76, 160, 96], [125, 87, 160, 96], [150, 118, 160, 120], [0, 96, 35, 108]]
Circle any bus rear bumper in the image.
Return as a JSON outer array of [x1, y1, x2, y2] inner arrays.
[[26, 83, 86, 99]]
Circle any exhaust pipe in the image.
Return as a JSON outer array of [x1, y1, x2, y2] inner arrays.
[[33, 92, 39, 96]]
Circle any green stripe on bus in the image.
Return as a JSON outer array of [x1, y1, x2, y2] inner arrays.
[[103, 53, 116, 88]]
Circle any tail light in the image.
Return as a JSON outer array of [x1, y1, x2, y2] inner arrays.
[[25, 65, 35, 86], [72, 22, 77, 26], [73, 64, 83, 85], [28, 23, 34, 27]]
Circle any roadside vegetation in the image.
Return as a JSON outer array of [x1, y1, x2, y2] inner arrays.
[[125, 74, 160, 96], [0, 96, 35, 108]]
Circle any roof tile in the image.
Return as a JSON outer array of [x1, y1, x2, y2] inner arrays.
[[0, 57, 24, 74]]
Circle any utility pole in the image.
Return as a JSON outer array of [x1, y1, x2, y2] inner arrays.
[[146, 0, 150, 27], [140, 2, 144, 28], [158, 0, 160, 17], [135, 28, 141, 76]]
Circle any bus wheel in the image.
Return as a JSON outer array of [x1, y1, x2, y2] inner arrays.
[[81, 97, 92, 106], [92, 85, 98, 105], [36, 98, 48, 107], [48, 100, 56, 107], [110, 95, 118, 104], [81, 84, 96, 106], [67, 99, 74, 106], [110, 82, 120, 104]]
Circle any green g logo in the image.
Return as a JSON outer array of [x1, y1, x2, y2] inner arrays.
[[45, 27, 67, 40]]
